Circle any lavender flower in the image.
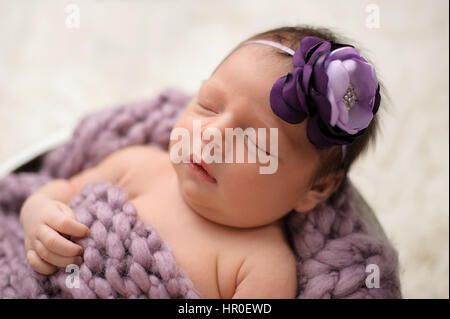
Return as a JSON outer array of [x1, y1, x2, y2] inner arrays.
[[270, 36, 380, 148]]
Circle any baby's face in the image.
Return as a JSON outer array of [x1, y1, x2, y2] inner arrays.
[[170, 44, 322, 228]]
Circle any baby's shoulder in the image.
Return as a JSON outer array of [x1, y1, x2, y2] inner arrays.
[[111, 145, 170, 192], [117, 144, 168, 163], [242, 225, 297, 278], [115, 144, 169, 174], [218, 222, 298, 298], [222, 226, 297, 298]]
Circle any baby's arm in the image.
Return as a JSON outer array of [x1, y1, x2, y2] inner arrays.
[[19, 145, 145, 274], [232, 243, 298, 299]]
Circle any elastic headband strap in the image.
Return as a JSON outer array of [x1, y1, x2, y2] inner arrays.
[[244, 40, 295, 56], [243, 39, 347, 164]]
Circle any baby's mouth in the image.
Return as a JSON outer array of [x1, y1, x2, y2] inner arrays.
[[188, 153, 217, 184]]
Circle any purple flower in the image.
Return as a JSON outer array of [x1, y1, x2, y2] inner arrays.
[[270, 36, 380, 148]]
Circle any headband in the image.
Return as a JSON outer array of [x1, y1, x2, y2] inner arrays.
[[242, 38, 381, 163]]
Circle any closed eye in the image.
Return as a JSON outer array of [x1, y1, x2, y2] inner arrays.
[[197, 103, 218, 114], [246, 136, 272, 157]]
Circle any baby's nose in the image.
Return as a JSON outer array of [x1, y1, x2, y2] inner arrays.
[[201, 114, 235, 142], [199, 116, 238, 162], [200, 126, 223, 157]]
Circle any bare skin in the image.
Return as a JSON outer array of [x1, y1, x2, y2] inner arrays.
[[20, 44, 344, 298], [20, 145, 297, 298]]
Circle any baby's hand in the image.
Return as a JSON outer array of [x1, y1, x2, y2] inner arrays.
[[20, 194, 90, 275]]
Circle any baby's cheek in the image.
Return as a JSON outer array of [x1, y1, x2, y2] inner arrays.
[[230, 162, 259, 179], [224, 163, 266, 196]]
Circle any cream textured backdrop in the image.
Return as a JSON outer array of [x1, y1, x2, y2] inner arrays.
[[0, 0, 448, 298]]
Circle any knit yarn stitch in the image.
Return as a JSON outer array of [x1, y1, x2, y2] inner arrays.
[[0, 88, 401, 298]]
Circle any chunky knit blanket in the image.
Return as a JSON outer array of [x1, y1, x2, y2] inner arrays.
[[0, 88, 402, 298]]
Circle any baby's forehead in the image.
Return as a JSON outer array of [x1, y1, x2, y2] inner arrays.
[[198, 76, 274, 128], [198, 78, 309, 154], [217, 45, 291, 81], [205, 47, 290, 107]]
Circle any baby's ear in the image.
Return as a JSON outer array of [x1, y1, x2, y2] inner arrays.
[[293, 171, 345, 213]]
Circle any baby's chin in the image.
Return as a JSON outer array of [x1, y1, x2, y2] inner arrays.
[[175, 165, 216, 203], [174, 169, 230, 221], [178, 178, 222, 219]]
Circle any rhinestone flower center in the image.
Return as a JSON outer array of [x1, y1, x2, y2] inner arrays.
[[343, 84, 357, 111]]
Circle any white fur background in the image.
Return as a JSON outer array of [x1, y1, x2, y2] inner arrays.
[[0, 0, 448, 298]]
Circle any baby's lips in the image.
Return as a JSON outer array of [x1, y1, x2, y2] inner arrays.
[[189, 152, 217, 181]]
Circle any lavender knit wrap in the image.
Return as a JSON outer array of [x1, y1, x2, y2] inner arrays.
[[0, 88, 401, 298]]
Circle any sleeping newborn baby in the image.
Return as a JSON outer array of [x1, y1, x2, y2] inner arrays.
[[19, 26, 382, 298]]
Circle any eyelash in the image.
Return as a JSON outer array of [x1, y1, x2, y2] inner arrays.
[[197, 103, 217, 114], [246, 136, 272, 156]]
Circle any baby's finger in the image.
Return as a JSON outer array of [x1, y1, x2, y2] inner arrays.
[[44, 208, 89, 238], [37, 224, 83, 257], [26, 250, 57, 275], [35, 239, 83, 268], [54, 201, 77, 219]]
